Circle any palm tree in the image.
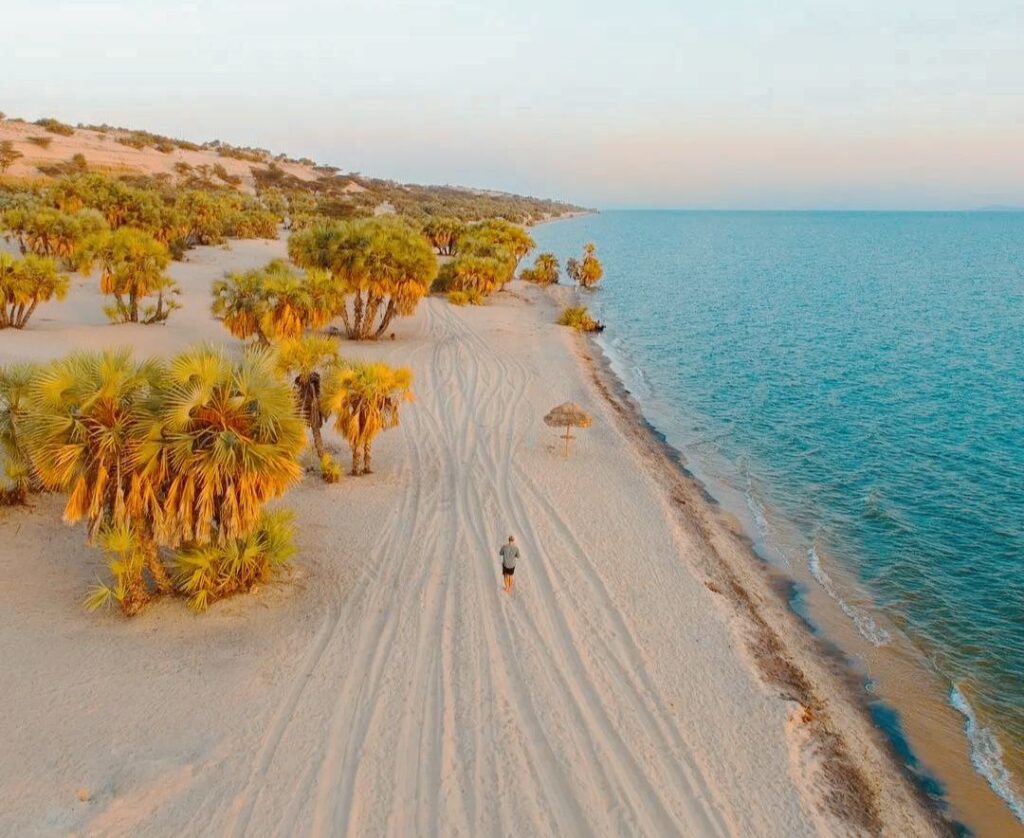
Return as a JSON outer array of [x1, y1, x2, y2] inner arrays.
[[0, 253, 70, 329], [141, 346, 305, 547], [422, 216, 463, 255], [20, 350, 170, 613], [76, 227, 180, 323], [445, 255, 506, 298], [0, 363, 38, 504], [322, 362, 413, 475], [211, 267, 271, 344], [459, 220, 535, 289], [521, 251, 560, 285], [289, 219, 437, 340], [212, 260, 332, 345], [275, 335, 342, 480], [566, 242, 604, 289], [260, 260, 314, 340], [5, 207, 108, 262]]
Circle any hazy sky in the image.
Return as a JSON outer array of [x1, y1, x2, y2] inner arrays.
[[4, 0, 1023, 209]]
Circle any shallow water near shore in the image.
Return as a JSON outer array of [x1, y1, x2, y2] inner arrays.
[[532, 209, 1024, 831]]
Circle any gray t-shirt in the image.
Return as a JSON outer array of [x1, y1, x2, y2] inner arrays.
[[499, 543, 520, 569]]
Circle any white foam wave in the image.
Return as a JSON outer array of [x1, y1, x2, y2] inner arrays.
[[950, 685, 1024, 823], [807, 544, 891, 646], [743, 473, 783, 561]]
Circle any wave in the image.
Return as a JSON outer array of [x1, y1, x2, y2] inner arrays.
[[742, 470, 785, 563], [949, 685, 1024, 824], [807, 543, 892, 646]]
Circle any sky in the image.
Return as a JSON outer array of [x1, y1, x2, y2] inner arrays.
[[3, 0, 1023, 209]]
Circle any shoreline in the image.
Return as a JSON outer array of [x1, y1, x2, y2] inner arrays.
[[559, 315, 950, 834], [532, 210, 1024, 836], [574, 320, 1024, 836]]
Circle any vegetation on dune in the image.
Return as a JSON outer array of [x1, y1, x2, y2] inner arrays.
[[253, 163, 585, 227], [0, 251, 70, 328], [288, 217, 437, 339], [322, 361, 413, 475], [558, 305, 603, 332], [25, 135, 53, 149], [0, 141, 23, 173], [520, 251, 560, 285], [2, 205, 108, 262], [35, 118, 76, 136], [76, 227, 181, 323], [566, 242, 604, 289], [3, 111, 587, 235], [276, 335, 343, 480], [0, 172, 279, 265], [36, 152, 89, 178], [212, 259, 338, 344]]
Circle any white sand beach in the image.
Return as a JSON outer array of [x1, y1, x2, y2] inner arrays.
[[0, 238, 941, 836]]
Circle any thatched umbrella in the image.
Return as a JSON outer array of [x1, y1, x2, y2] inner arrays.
[[544, 402, 592, 457]]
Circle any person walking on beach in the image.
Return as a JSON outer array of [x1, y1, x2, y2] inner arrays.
[[499, 535, 520, 594]]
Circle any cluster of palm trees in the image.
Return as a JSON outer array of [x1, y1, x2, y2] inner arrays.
[[0, 172, 283, 325], [274, 335, 413, 481], [1, 347, 304, 614], [432, 219, 536, 304], [0, 335, 415, 614], [521, 243, 603, 290], [212, 259, 338, 344], [287, 217, 438, 339], [566, 243, 604, 289]]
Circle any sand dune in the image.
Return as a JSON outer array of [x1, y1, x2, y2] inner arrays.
[[0, 119, 323, 192], [0, 240, 939, 835]]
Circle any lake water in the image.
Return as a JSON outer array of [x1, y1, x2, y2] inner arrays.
[[531, 210, 1024, 828]]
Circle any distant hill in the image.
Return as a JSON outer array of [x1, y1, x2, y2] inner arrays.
[[0, 114, 588, 224]]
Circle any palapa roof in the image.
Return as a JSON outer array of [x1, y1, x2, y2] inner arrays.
[[543, 402, 592, 429]]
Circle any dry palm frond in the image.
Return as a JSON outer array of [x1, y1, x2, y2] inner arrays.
[[143, 345, 305, 546]]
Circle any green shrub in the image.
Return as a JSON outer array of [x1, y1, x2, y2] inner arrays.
[[26, 136, 52, 149], [173, 510, 296, 610], [320, 453, 342, 484], [558, 305, 602, 332], [448, 289, 482, 306], [116, 133, 149, 150], [35, 118, 74, 136]]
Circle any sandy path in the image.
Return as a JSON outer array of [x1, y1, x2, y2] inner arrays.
[[197, 295, 820, 837], [214, 300, 737, 836], [0, 240, 938, 836]]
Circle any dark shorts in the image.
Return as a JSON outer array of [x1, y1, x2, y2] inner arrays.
[[502, 565, 515, 576]]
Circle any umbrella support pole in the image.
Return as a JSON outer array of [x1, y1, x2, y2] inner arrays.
[[563, 426, 574, 457]]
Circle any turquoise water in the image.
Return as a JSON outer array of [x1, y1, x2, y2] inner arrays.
[[531, 210, 1024, 820]]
